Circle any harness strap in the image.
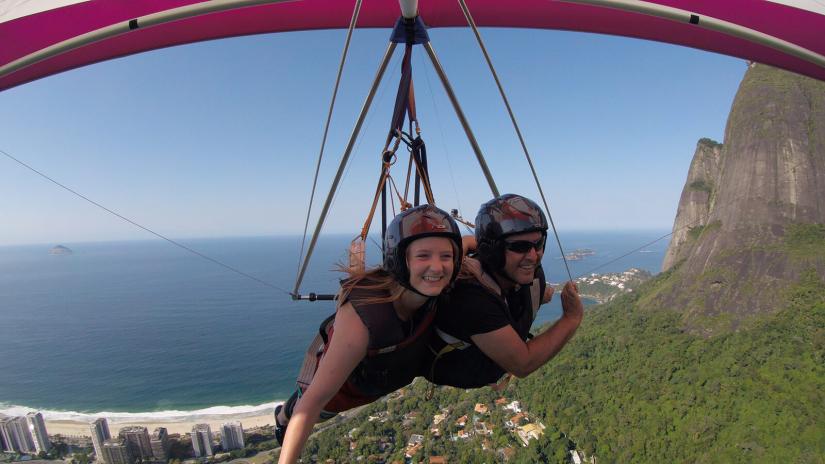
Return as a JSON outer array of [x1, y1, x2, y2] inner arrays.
[[360, 162, 392, 241], [316, 298, 437, 360], [410, 138, 435, 205], [366, 298, 436, 356], [429, 257, 543, 380], [427, 327, 470, 397], [435, 327, 471, 350], [530, 277, 542, 320]]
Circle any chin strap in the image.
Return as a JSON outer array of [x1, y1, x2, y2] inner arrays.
[[400, 281, 433, 298]]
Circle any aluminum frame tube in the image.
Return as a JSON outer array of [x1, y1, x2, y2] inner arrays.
[[559, 0, 825, 70], [0, 0, 295, 80], [398, 0, 419, 19], [423, 42, 499, 197], [292, 41, 398, 296]]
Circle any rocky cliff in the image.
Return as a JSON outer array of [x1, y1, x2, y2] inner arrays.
[[650, 63, 825, 334]]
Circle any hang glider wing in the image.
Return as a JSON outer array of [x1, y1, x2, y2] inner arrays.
[[2, 0, 824, 92]]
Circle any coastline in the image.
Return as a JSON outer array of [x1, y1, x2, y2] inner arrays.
[[45, 413, 275, 437], [1, 402, 279, 437]]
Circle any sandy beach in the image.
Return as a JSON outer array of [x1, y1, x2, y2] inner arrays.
[[45, 412, 275, 437]]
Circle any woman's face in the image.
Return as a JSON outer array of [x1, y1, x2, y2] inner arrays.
[[405, 236, 455, 296]]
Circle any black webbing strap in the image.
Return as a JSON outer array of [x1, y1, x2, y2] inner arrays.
[[412, 135, 430, 206], [388, 44, 415, 142], [375, 16, 433, 243]]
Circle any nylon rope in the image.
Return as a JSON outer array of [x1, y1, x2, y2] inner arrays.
[[1, 148, 291, 295], [295, 0, 363, 280], [457, 0, 574, 282]]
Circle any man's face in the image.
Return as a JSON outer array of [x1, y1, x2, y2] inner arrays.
[[500, 231, 544, 285]]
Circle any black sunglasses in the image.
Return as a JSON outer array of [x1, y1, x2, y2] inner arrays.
[[503, 237, 545, 253]]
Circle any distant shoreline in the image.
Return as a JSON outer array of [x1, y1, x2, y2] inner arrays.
[[45, 413, 275, 437], [2, 401, 280, 437]]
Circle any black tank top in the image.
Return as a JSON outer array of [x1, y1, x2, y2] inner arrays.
[[343, 287, 436, 396]]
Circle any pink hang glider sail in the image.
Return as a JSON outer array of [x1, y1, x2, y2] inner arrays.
[[2, 0, 825, 92]]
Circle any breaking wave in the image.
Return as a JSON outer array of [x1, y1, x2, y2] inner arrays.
[[0, 401, 282, 424]]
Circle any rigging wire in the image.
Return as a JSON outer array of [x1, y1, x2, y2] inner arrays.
[[456, 0, 574, 282], [1, 148, 291, 295], [296, 0, 363, 278], [575, 217, 709, 278], [327, 51, 399, 236], [291, 41, 400, 296], [419, 51, 466, 219]]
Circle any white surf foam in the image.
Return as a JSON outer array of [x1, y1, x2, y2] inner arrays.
[[0, 401, 283, 424]]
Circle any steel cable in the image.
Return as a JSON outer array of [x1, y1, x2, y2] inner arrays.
[[295, 0, 363, 281], [456, 0, 574, 282], [1, 148, 291, 295]]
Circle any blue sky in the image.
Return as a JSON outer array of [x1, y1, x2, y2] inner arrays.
[[0, 27, 746, 246]]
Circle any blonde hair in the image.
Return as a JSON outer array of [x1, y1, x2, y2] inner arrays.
[[337, 265, 405, 306]]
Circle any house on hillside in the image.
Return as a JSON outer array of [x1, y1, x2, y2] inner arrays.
[[367, 411, 388, 422], [407, 434, 424, 446], [474, 422, 492, 436], [570, 450, 583, 464], [504, 401, 521, 413], [516, 423, 545, 447], [474, 403, 489, 414], [506, 413, 526, 428], [405, 443, 422, 458]]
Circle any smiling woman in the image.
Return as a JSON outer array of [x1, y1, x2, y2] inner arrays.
[[273, 204, 462, 464]]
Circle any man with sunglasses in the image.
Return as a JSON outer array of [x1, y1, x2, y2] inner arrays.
[[425, 194, 584, 388]]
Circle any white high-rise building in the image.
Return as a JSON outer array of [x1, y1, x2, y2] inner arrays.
[[190, 424, 213, 458], [220, 422, 244, 451], [26, 412, 51, 453], [0, 416, 35, 453], [118, 426, 152, 460], [0, 416, 17, 452], [150, 427, 169, 461], [90, 418, 112, 463], [102, 438, 133, 464]]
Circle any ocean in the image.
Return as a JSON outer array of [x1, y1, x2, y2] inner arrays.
[[0, 232, 668, 420]]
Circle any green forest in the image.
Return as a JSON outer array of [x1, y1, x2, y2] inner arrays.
[[299, 229, 825, 463]]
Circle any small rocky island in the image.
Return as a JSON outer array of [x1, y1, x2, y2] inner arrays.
[[561, 248, 595, 261], [49, 245, 73, 255]]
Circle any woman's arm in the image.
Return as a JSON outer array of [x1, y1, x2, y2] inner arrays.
[[278, 303, 368, 464]]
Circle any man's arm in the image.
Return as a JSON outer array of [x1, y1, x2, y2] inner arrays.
[[470, 282, 583, 378]]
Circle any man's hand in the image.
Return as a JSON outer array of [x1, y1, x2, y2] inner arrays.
[[561, 281, 584, 323]]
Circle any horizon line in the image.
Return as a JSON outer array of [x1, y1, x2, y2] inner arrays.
[[0, 228, 675, 249]]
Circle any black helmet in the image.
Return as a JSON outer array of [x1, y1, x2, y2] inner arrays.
[[475, 194, 548, 269], [384, 204, 463, 288]]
